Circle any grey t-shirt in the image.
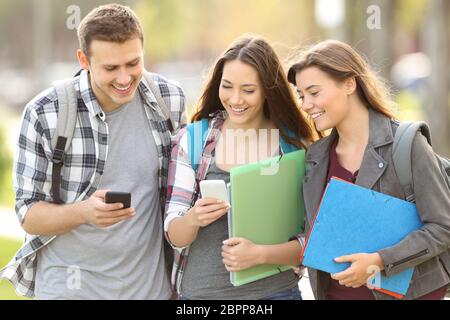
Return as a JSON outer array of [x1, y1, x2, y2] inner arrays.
[[180, 159, 298, 300], [35, 93, 171, 300]]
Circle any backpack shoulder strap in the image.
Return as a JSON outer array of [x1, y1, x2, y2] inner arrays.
[[280, 128, 300, 154], [392, 121, 431, 202], [187, 119, 209, 172], [142, 70, 174, 133], [51, 78, 78, 204], [280, 138, 298, 154]]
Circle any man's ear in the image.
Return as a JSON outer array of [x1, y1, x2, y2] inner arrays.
[[77, 49, 90, 71]]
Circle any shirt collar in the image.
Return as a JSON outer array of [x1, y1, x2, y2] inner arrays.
[[77, 69, 104, 118], [137, 78, 158, 108], [77, 70, 158, 120]]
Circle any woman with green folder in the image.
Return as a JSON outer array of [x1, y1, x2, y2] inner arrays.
[[288, 40, 450, 300], [164, 35, 316, 300]]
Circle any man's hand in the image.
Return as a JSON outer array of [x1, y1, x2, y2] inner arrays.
[[79, 190, 135, 228]]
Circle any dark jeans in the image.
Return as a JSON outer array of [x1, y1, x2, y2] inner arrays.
[[259, 287, 303, 300], [179, 287, 303, 300]]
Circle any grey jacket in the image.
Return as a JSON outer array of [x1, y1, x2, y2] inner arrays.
[[303, 109, 450, 300]]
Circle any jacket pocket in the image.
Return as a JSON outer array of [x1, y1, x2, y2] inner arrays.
[[387, 249, 430, 272]]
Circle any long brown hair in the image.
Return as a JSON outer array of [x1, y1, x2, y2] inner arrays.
[[191, 35, 315, 149], [288, 40, 396, 119]]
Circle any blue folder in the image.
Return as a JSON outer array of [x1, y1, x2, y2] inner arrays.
[[302, 178, 423, 298]]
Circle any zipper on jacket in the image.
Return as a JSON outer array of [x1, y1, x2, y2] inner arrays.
[[387, 249, 429, 272]]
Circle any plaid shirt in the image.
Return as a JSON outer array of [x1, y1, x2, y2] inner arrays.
[[164, 111, 305, 295], [0, 70, 186, 298]]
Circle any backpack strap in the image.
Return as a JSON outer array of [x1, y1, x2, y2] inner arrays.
[[142, 71, 174, 133], [186, 122, 299, 172], [280, 138, 298, 154], [280, 128, 300, 154], [392, 121, 431, 202], [51, 78, 78, 204], [187, 119, 209, 172]]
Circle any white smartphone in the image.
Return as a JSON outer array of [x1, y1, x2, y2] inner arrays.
[[199, 180, 229, 203]]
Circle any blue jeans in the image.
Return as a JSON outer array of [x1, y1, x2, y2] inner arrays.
[[260, 287, 303, 300]]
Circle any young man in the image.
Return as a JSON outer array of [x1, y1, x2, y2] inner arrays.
[[0, 4, 186, 299]]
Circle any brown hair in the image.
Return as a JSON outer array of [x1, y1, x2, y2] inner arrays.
[[192, 35, 315, 149], [288, 40, 396, 119], [77, 3, 144, 57]]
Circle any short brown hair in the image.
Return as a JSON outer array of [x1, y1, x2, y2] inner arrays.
[[77, 3, 144, 57]]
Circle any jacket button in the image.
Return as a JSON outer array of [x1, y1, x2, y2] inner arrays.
[[378, 162, 384, 169]]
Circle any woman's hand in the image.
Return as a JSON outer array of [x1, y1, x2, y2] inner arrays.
[[331, 253, 385, 288], [221, 237, 263, 272], [186, 198, 230, 228]]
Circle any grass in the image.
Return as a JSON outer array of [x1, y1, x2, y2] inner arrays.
[[0, 236, 28, 300]]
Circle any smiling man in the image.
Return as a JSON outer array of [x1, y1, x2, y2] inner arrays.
[[0, 4, 186, 299]]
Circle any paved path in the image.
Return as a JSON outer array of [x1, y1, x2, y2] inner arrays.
[[298, 269, 315, 300]]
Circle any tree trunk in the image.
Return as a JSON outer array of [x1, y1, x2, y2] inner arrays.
[[422, 0, 450, 157], [366, 0, 396, 80], [33, 0, 51, 92]]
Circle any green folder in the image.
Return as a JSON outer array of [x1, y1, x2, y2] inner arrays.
[[228, 149, 306, 286]]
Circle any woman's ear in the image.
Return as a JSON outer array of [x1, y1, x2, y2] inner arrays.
[[344, 77, 357, 95]]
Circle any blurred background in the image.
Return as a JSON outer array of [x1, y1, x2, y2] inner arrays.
[[0, 0, 449, 299]]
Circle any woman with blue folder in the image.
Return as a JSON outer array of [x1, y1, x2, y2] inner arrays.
[[164, 35, 316, 300], [288, 40, 450, 300]]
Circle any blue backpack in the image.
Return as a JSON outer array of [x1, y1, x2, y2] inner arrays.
[[186, 119, 299, 172]]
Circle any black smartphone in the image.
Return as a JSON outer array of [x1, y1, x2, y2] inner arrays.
[[105, 191, 131, 209]]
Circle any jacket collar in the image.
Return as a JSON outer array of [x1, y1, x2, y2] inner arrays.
[[307, 108, 394, 162]]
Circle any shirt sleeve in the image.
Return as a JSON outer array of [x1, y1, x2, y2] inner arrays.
[[14, 104, 53, 224], [164, 127, 197, 249]]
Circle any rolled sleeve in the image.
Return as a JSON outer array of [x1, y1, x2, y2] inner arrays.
[[164, 128, 197, 250], [13, 105, 53, 224]]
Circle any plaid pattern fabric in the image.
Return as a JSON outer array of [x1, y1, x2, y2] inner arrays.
[[164, 111, 306, 295], [164, 111, 226, 295], [0, 70, 186, 298]]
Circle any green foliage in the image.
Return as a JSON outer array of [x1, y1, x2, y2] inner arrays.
[[135, 0, 316, 62], [395, 90, 425, 121], [395, 0, 428, 34]]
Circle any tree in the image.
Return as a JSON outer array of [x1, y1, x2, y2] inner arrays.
[[422, 0, 450, 156]]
